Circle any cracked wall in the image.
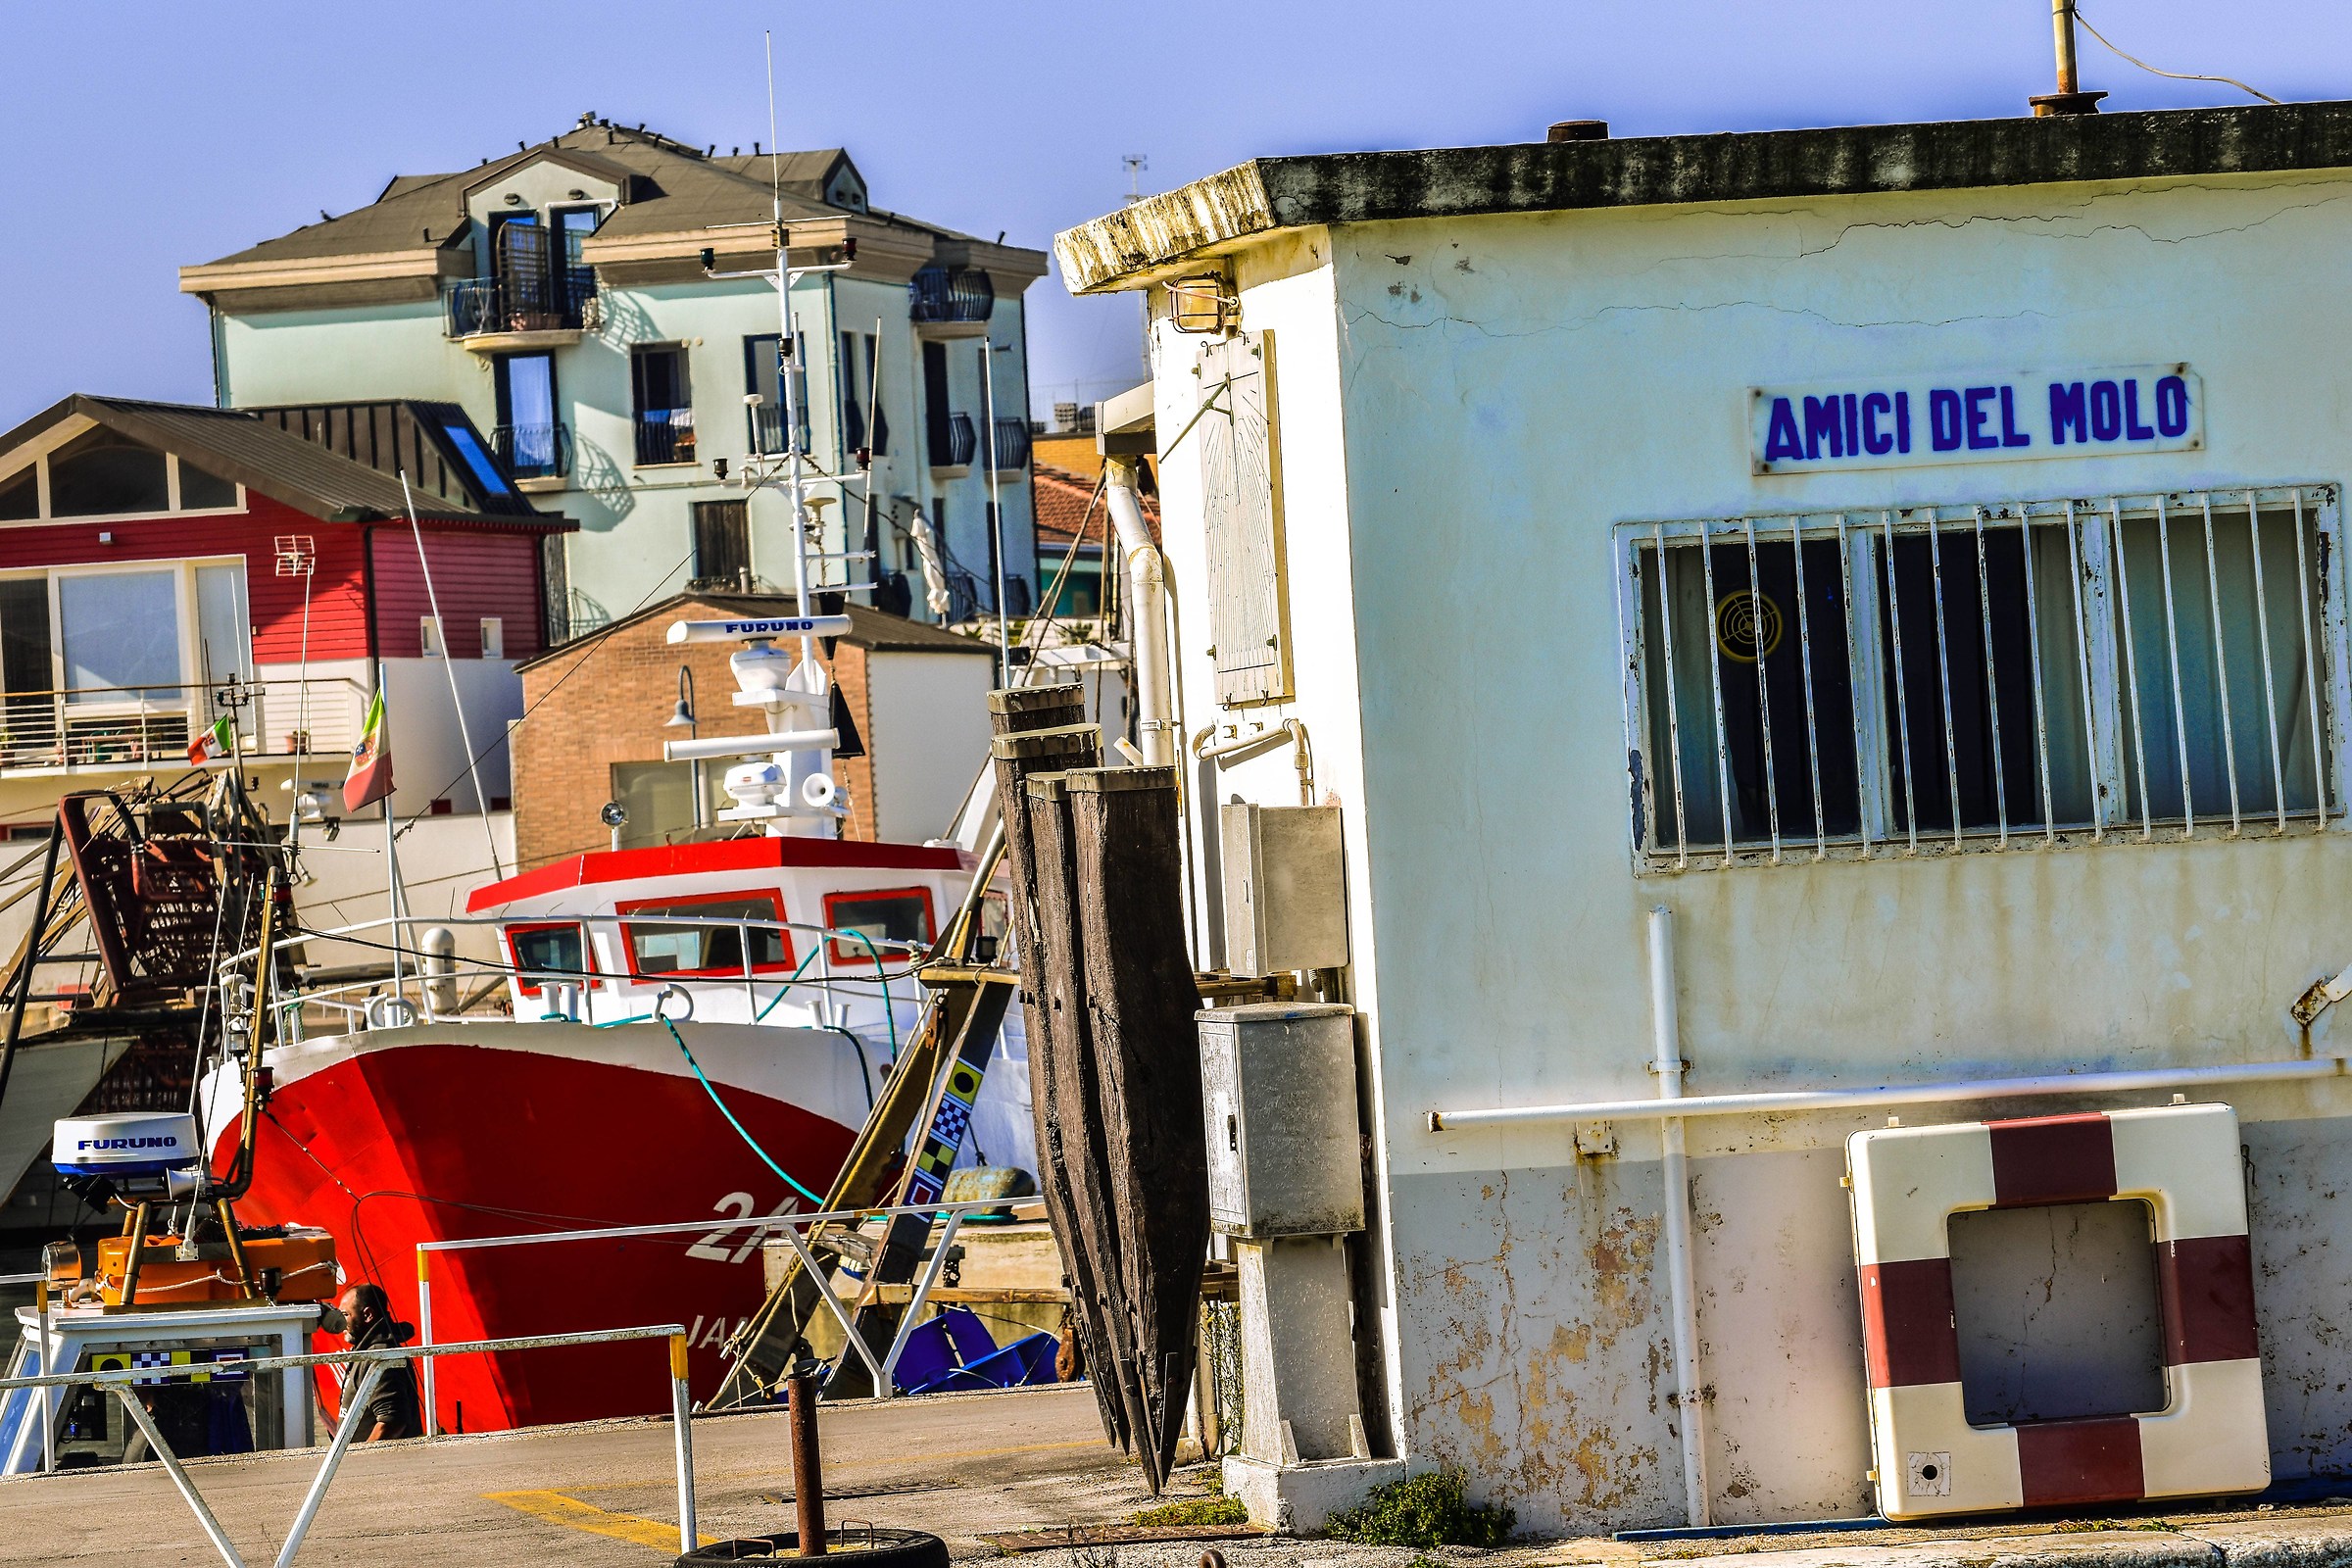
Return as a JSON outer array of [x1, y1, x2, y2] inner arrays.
[[1312, 172, 2352, 1531]]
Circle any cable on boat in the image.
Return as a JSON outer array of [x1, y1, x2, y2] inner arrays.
[[660, 1016, 827, 1206]]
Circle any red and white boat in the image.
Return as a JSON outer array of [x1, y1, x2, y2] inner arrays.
[[198, 830, 1025, 1431]]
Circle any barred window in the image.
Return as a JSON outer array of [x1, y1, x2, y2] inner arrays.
[[1619, 486, 2346, 868]]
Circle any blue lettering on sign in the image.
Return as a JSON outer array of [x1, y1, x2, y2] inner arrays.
[[1929, 389, 1964, 452], [1753, 367, 2198, 471]]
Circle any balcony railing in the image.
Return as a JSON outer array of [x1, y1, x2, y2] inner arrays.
[[492, 422, 572, 481], [635, 408, 697, 466], [446, 274, 592, 339], [0, 676, 370, 773], [930, 412, 977, 469], [987, 417, 1031, 470], [907, 266, 995, 324]]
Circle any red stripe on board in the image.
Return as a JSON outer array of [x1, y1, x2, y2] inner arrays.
[[2158, 1233, 2261, 1365], [1859, 1258, 1963, 1389], [1988, 1113, 2117, 1207], [2018, 1416, 2145, 1505]]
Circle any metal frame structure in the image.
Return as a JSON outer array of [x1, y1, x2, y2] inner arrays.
[[413, 1194, 1045, 1429], [0, 1322, 694, 1567]]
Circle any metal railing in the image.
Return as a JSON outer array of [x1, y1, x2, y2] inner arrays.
[[749, 402, 810, 458], [1618, 484, 2349, 869], [907, 265, 995, 324], [229, 912, 929, 1035], [0, 676, 369, 772], [989, 417, 1031, 470], [445, 276, 590, 339], [414, 1195, 1048, 1424], [930, 412, 976, 469], [636, 408, 698, 466], [490, 422, 571, 481], [0, 1323, 694, 1565]]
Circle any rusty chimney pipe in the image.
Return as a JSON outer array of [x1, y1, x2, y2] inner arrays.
[[790, 1367, 825, 1555], [2031, 0, 2107, 115]]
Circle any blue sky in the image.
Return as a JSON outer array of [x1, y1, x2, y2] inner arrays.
[[1, 2, 2341, 424]]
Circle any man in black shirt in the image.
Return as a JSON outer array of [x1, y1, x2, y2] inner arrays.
[[337, 1284, 420, 1441]]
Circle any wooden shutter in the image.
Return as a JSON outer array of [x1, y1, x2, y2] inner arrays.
[[1197, 331, 1291, 706]]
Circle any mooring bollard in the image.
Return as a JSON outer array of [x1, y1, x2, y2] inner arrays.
[[790, 1366, 825, 1555]]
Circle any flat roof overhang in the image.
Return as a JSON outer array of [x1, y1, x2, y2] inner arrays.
[[1055, 100, 2352, 294]]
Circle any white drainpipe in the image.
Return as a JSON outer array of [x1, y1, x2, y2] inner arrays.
[[1103, 456, 1174, 766], [1648, 906, 1711, 1527]]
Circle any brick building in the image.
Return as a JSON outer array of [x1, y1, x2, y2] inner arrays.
[[511, 592, 995, 869]]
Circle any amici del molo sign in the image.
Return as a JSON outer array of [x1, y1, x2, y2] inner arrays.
[[1749, 364, 2202, 475]]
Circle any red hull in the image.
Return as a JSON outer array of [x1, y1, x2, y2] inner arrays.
[[214, 1040, 854, 1432]]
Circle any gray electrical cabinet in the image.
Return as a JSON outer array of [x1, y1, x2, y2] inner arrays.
[[1198, 1003, 1364, 1239], [1219, 803, 1348, 979]]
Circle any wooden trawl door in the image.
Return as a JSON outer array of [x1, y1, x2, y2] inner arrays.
[[1197, 331, 1292, 707]]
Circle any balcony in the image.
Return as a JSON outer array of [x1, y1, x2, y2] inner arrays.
[[0, 676, 369, 774], [908, 266, 995, 336], [929, 412, 977, 471], [445, 269, 595, 351], [635, 408, 698, 466], [987, 416, 1031, 470], [492, 422, 572, 485]]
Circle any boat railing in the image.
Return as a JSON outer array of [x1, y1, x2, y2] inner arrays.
[[414, 1193, 1050, 1426], [232, 912, 931, 1033]]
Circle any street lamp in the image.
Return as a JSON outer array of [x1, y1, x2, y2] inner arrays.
[[665, 663, 703, 829]]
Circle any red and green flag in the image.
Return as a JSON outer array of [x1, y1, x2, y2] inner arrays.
[[343, 689, 394, 812], [186, 716, 234, 767]]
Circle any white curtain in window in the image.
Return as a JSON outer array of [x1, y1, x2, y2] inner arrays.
[[61, 570, 178, 702]]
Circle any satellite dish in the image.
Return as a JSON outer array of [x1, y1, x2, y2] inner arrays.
[[800, 772, 837, 809]]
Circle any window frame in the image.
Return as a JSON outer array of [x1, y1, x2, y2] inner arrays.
[[502, 920, 590, 997], [0, 445, 245, 527], [821, 886, 937, 964], [613, 889, 796, 980], [1615, 483, 2352, 871]]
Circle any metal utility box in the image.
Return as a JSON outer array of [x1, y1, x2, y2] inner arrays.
[[1219, 803, 1348, 978], [1198, 1003, 1364, 1239]]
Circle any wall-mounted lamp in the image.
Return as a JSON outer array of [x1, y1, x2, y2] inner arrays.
[[712, 458, 729, 480], [567, 188, 588, 200], [1168, 273, 1236, 334], [503, 192, 524, 207]]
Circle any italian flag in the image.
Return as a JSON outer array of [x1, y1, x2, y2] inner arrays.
[[342, 689, 395, 812], [187, 716, 234, 767]]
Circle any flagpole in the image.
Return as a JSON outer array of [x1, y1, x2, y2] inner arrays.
[[398, 472, 504, 878], [377, 661, 404, 1005]]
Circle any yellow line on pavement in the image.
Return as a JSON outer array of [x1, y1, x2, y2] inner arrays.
[[486, 1490, 714, 1550], [563, 1436, 1109, 1493]]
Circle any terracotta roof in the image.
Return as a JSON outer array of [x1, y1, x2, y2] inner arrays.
[[1034, 463, 1158, 550]]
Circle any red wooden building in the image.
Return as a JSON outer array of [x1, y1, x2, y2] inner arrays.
[[0, 395, 571, 823]]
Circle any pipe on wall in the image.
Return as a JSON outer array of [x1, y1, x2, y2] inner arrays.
[[1648, 906, 1712, 1528], [1103, 457, 1175, 767]]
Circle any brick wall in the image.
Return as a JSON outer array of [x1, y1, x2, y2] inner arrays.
[[513, 596, 875, 871]]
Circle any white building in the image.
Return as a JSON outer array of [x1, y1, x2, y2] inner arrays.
[[1060, 101, 2352, 1533], [182, 117, 1048, 640]]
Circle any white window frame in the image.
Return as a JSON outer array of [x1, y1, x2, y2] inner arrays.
[[1614, 483, 2352, 871], [419, 616, 445, 658], [479, 616, 505, 660], [0, 439, 244, 525]]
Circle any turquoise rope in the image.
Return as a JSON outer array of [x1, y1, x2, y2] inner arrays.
[[662, 1016, 827, 1206]]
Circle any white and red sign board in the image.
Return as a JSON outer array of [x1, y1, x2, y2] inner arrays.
[[1847, 1103, 2267, 1521]]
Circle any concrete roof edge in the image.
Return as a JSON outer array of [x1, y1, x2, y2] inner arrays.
[[1054, 100, 2352, 293]]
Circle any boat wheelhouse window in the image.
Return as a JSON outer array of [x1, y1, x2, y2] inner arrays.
[[618, 893, 792, 977], [505, 921, 587, 995], [1621, 486, 2345, 867], [822, 888, 935, 962]]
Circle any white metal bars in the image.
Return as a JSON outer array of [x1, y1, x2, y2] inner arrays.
[[1619, 485, 2348, 868], [0, 1323, 694, 1566]]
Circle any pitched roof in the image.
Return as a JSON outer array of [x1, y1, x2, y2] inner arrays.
[[0, 396, 571, 529], [513, 591, 992, 672], [194, 123, 963, 271], [1034, 463, 1158, 550]]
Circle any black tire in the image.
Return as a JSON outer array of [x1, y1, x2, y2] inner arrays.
[[678, 1529, 949, 1567]]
